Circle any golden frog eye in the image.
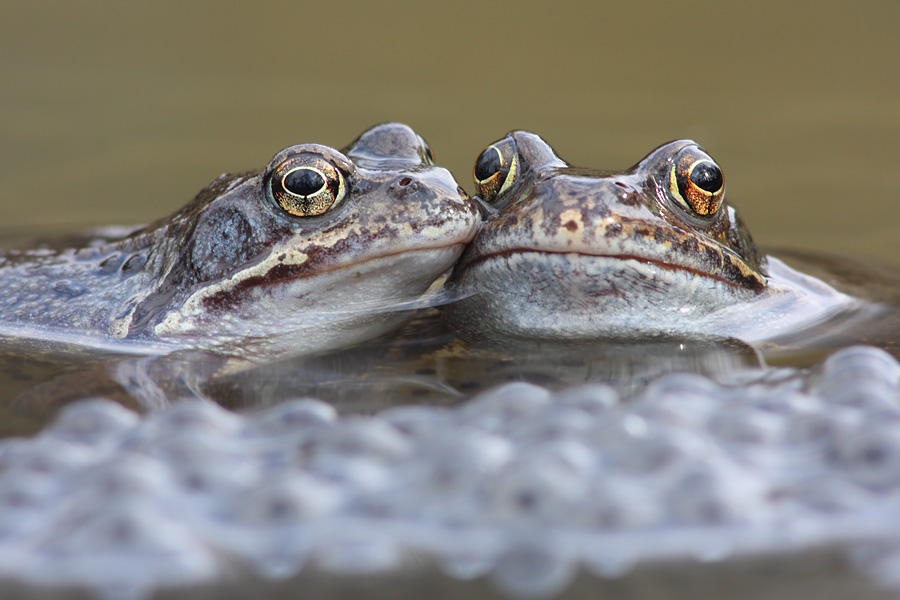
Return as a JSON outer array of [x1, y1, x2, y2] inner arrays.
[[269, 153, 347, 217], [473, 137, 518, 204], [668, 147, 724, 216]]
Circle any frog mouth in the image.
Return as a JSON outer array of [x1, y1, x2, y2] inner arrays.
[[465, 248, 767, 292], [198, 242, 470, 312], [272, 242, 469, 285]]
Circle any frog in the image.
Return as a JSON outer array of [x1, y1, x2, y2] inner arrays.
[[443, 131, 883, 349], [0, 123, 479, 360]]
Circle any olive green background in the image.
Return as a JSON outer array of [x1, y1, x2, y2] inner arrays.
[[0, 1, 897, 263]]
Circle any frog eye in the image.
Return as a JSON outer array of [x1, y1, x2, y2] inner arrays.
[[668, 147, 724, 216], [269, 154, 347, 217], [418, 135, 435, 164], [473, 137, 518, 204]]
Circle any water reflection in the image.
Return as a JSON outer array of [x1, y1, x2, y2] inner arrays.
[[0, 311, 769, 435]]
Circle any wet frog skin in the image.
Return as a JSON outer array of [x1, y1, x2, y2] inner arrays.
[[0, 123, 478, 359], [445, 132, 861, 345]]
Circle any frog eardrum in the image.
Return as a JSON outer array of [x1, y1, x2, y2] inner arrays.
[[473, 137, 518, 204], [268, 152, 348, 217], [668, 147, 724, 217]]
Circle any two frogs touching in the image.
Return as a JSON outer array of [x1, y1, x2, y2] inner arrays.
[[0, 122, 880, 362]]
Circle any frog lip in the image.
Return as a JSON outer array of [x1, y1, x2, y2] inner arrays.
[[462, 247, 765, 291], [291, 219, 477, 282], [286, 242, 471, 285], [199, 242, 469, 309], [319, 242, 468, 278]]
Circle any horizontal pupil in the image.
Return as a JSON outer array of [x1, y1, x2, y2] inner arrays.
[[690, 162, 722, 193], [474, 148, 502, 182], [284, 168, 325, 196]]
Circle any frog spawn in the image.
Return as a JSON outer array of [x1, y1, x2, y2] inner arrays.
[[2, 348, 900, 597]]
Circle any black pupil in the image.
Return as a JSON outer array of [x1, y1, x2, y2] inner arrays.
[[284, 168, 325, 196], [690, 162, 723, 193], [474, 148, 502, 182]]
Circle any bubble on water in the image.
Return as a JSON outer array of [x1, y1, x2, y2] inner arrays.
[[383, 428, 510, 521], [302, 417, 411, 463], [746, 390, 822, 416], [782, 409, 835, 445], [780, 476, 875, 515], [551, 384, 619, 414], [247, 398, 337, 436], [225, 476, 341, 526], [458, 382, 552, 434], [828, 424, 900, 490], [814, 346, 900, 410], [43, 399, 139, 447], [640, 372, 723, 402], [168, 456, 257, 509], [412, 428, 512, 477], [664, 462, 770, 526], [147, 399, 243, 435], [306, 453, 392, 493], [126, 401, 242, 462], [0, 436, 96, 476], [487, 451, 589, 523], [0, 469, 58, 539], [631, 372, 723, 428], [596, 423, 708, 477], [819, 379, 897, 412], [212, 477, 339, 579], [0, 469, 57, 505], [506, 408, 596, 442], [707, 407, 785, 446], [576, 478, 664, 530], [63, 454, 171, 504], [127, 425, 241, 467], [821, 346, 900, 387]]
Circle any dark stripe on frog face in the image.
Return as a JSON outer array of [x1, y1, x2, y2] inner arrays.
[[464, 247, 766, 292]]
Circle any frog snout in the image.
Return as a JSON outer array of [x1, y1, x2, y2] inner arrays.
[[389, 175, 423, 197]]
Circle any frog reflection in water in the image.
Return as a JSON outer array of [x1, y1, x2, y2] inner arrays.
[[444, 131, 885, 349], [0, 124, 478, 360]]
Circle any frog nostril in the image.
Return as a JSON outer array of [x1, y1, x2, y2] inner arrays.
[[398, 177, 412, 187], [613, 180, 636, 200]]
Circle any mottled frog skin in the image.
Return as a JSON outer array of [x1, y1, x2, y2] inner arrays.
[[445, 132, 856, 344], [0, 124, 478, 359]]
